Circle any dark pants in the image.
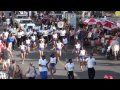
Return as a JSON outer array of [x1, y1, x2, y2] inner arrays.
[[12, 41, 15, 50], [28, 77, 35, 79], [68, 71, 74, 79], [44, 36, 48, 44], [60, 36, 64, 42], [70, 36, 74, 45], [88, 68, 95, 79], [22, 36, 26, 43], [17, 38, 22, 47], [48, 35, 52, 42]]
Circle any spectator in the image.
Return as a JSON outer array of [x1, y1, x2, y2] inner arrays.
[[14, 65, 23, 79], [26, 62, 37, 79], [8, 60, 16, 79], [2, 44, 13, 70]]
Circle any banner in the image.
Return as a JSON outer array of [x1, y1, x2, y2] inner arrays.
[[67, 13, 77, 29], [115, 11, 120, 16]]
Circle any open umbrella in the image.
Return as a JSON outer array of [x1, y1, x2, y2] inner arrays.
[[103, 20, 114, 30], [111, 23, 118, 31], [96, 19, 103, 27], [83, 18, 97, 25]]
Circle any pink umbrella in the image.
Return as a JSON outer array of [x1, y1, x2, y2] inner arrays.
[[96, 19, 103, 27], [111, 23, 118, 31], [103, 21, 113, 30], [83, 18, 97, 25]]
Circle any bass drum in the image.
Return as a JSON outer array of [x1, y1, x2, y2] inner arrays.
[[57, 21, 64, 28]]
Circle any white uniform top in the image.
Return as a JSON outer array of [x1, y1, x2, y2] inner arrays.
[[25, 31, 30, 37], [60, 30, 66, 36], [43, 30, 48, 36], [31, 36, 36, 41], [26, 39, 31, 45], [21, 31, 24, 37], [63, 38, 68, 44], [39, 38, 45, 43], [75, 44, 81, 49], [39, 59, 48, 72], [65, 63, 75, 71], [3, 32, 9, 38], [101, 37, 105, 44], [6, 18, 10, 25], [50, 57, 57, 64], [112, 44, 119, 52], [85, 57, 96, 68], [56, 42, 62, 49], [80, 50, 86, 55], [39, 43, 45, 48], [17, 32, 22, 38], [20, 45, 26, 50], [53, 33, 57, 39], [88, 32, 92, 38]]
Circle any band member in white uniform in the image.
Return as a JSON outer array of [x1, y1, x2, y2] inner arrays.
[[73, 41, 81, 61], [20, 42, 26, 64], [50, 30, 58, 50], [43, 27, 48, 44], [79, 47, 86, 71], [17, 29, 22, 47], [25, 37, 31, 55], [38, 40, 47, 58], [48, 53, 57, 79], [39, 36, 45, 43], [55, 40, 64, 61], [31, 34, 36, 49], [62, 36, 68, 52]]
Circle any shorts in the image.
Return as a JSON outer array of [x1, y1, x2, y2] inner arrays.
[[32, 40, 36, 44], [21, 50, 26, 53], [75, 49, 80, 53], [64, 44, 67, 46], [39, 48, 43, 51], [8, 42, 12, 48], [49, 63, 56, 68], [40, 71, 48, 79], [26, 44, 30, 47], [80, 55, 85, 60], [56, 48, 61, 51]]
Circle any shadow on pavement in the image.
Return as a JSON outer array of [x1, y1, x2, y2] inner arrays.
[[75, 70, 120, 79]]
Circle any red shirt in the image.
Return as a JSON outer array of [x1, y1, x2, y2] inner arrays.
[[0, 44, 3, 52], [108, 39, 112, 44]]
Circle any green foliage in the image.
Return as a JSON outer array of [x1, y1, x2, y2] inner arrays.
[[78, 22, 86, 28]]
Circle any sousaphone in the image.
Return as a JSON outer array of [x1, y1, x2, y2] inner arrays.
[[57, 21, 64, 28]]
